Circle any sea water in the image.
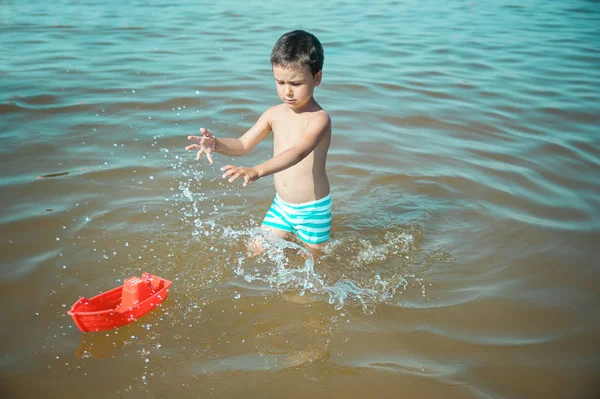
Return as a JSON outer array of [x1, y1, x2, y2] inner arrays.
[[1, 0, 599, 397]]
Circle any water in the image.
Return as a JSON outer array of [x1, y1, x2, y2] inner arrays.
[[2, 0, 600, 397]]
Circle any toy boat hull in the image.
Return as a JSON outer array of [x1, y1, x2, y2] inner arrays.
[[68, 273, 172, 333]]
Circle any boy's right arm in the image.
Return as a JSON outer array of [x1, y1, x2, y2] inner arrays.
[[186, 108, 273, 163]]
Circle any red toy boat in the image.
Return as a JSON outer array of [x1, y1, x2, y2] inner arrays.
[[67, 273, 172, 333]]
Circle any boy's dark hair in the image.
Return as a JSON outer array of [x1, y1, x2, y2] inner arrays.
[[270, 30, 324, 76]]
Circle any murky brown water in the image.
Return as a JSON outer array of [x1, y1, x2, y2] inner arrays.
[[2, 0, 600, 398]]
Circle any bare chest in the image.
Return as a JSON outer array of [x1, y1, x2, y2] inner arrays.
[[271, 117, 310, 150]]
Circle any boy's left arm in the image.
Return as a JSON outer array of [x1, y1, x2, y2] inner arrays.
[[221, 113, 330, 187]]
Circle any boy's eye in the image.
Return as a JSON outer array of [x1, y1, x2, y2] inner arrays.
[[275, 81, 301, 86]]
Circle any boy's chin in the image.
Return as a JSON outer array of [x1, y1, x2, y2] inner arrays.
[[283, 100, 307, 110]]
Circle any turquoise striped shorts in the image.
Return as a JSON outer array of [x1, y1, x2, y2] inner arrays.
[[262, 194, 332, 245]]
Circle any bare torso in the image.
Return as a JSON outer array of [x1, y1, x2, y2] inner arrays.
[[270, 104, 331, 204]]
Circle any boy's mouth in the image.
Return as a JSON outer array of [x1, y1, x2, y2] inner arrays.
[[284, 98, 296, 104]]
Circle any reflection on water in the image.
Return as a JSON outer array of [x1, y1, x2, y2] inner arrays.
[[2, 0, 600, 397]]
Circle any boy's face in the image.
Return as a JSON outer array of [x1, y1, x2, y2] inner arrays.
[[272, 64, 321, 112]]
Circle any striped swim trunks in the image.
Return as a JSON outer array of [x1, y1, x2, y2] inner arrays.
[[262, 193, 332, 245]]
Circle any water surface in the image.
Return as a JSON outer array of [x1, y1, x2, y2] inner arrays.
[[1, 0, 600, 398]]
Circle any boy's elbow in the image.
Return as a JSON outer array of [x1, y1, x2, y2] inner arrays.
[[291, 149, 311, 165], [241, 145, 252, 156], [298, 151, 310, 162], [238, 140, 251, 156], [298, 145, 316, 161]]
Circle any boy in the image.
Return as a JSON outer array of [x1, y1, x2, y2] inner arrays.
[[185, 30, 331, 250]]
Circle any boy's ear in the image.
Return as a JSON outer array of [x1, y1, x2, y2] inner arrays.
[[314, 71, 322, 86]]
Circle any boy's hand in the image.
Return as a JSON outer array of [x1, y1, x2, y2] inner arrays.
[[221, 165, 259, 187], [186, 127, 217, 164]]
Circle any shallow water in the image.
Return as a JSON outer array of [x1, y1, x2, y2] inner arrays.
[[1, 0, 600, 398]]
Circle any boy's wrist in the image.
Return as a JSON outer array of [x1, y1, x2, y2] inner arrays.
[[212, 137, 219, 152], [254, 165, 264, 178]]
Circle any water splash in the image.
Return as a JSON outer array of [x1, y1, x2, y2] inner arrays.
[[228, 228, 419, 313], [167, 150, 431, 314]]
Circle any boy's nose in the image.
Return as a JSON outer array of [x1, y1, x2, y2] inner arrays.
[[285, 86, 293, 96]]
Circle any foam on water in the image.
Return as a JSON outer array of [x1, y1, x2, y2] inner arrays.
[[230, 229, 420, 313], [170, 158, 426, 314]]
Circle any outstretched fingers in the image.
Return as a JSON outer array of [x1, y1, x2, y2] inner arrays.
[[230, 173, 242, 183], [221, 166, 236, 181], [220, 165, 253, 186], [185, 145, 211, 163], [200, 128, 214, 139], [196, 148, 214, 163], [185, 142, 203, 152], [186, 133, 214, 163], [221, 165, 239, 182]]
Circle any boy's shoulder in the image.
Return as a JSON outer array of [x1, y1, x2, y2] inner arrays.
[[306, 107, 331, 128], [266, 103, 287, 115]]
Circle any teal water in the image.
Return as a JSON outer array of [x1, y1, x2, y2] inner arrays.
[[1, 0, 600, 398]]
